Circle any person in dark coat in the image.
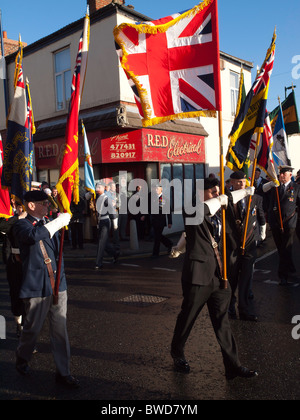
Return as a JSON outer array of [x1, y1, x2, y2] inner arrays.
[[170, 178, 258, 380], [13, 190, 79, 388], [150, 184, 173, 257], [225, 171, 266, 321], [0, 200, 27, 336], [263, 165, 300, 285], [70, 196, 86, 249]]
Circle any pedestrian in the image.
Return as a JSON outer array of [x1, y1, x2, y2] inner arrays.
[[263, 165, 300, 285], [70, 195, 86, 249], [226, 171, 266, 321], [150, 184, 173, 258], [0, 200, 27, 337], [13, 190, 79, 388], [95, 182, 120, 269], [171, 178, 258, 379]]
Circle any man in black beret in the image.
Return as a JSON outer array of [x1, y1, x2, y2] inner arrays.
[[171, 177, 258, 379], [226, 171, 266, 321], [263, 165, 300, 284], [13, 190, 79, 388]]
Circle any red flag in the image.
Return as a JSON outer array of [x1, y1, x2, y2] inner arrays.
[[114, 0, 221, 127], [0, 134, 13, 218], [56, 11, 90, 214]]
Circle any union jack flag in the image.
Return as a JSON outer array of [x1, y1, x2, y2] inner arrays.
[[114, 0, 221, 127], [227, 30, 276, 169]]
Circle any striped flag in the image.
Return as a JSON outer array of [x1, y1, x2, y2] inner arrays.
[[114, 0, 221, 127], [249, 112, 279, 185], [82, 121, 95, 199], [227, 30, 276, 169], [1, 38, 34, 203], [56, 10, 90, 214]]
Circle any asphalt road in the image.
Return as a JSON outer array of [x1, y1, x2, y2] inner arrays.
[[1, 231, 300, 401]]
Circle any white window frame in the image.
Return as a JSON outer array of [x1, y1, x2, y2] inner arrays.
[[54, 47, 71, 112], [230, 71, 240, 116]]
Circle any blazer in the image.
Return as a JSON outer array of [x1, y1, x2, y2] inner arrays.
[[225, 193, 266, 251], [14, 214, 67, 299], [181, 204, 219, 286], [265, 182, 300, 229]]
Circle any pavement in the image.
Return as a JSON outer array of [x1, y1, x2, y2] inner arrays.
[[1, 228, 300, 402]]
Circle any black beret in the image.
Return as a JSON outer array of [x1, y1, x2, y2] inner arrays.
[[24, 190, 49, 202], [230, 171, 247, 180], [204, 177, 219, 190]]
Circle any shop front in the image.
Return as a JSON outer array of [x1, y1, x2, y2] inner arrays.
[[34, 125, 207, 234]]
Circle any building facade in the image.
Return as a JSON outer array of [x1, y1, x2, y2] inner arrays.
[[0, 0, 254, 234]]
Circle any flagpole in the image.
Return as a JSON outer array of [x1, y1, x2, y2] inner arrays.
[[218, 111, 228, 289], [241, 129, 262, 255], [0, 10, 8, 117], [275, 96, 285, 233]]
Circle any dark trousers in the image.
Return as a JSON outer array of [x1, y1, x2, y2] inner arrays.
[[96, 219, 117, 266], [171, 274, 241, 373], [70, 222, 84, 249], [6, 257, 25, 317], [271, 226, 296, 278], [152, 220, 172, 256], [227, 242, 257, 316]]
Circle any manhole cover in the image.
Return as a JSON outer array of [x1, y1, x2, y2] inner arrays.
[[117, 293, 168, 307]]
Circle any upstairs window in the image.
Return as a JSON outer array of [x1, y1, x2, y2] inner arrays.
[[230, 71, 240, 116], [54, 48, 71, 111]]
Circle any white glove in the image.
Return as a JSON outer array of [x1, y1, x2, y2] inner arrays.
[[112, 218, 118, 230], [85, 192, 92, 200], [231, 187, 255, 204], [169, 232, 186, 258], [260, 224, 267, 241], [205, 194, 228, 216], [262, 181, 278, 193], [44, 213, 71, 238]]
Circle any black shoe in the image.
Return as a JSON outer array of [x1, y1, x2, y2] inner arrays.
[[16, 356, 30, 376], [239, 313, 258, 322], [226, 366, 258, 380], [113, 251, 120, 264], [55, 373, 80, 389], [171, 351, 190, 373]]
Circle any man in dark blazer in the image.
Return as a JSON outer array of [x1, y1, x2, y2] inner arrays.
[[263, 165, 300, 284], [226, 171, 266, 321], [150, 184, 173, 257], [171, 178, 258, 379], [13, 190, 79, 388]]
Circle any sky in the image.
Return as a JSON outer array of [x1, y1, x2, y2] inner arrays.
[[1, 0, 300, 112]]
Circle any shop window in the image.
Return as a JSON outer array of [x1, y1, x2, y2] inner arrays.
[[54, 48, 71, 111], [173, 163, 183, 212]]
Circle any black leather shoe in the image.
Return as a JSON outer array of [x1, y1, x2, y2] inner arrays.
[[226, 366, 258, 380], [171, 351, 190, 373], [55, 373, 80, 389], [113, 251, 120, 264], [16, 356, 30, 376], [239, 313, 258, 322]]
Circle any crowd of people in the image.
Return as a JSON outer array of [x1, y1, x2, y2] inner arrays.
[[2, 164, 300, 388]]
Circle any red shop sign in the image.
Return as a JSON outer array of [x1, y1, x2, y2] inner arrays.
[[101, 131, 143, 163], [142, 129, 205, 162]]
